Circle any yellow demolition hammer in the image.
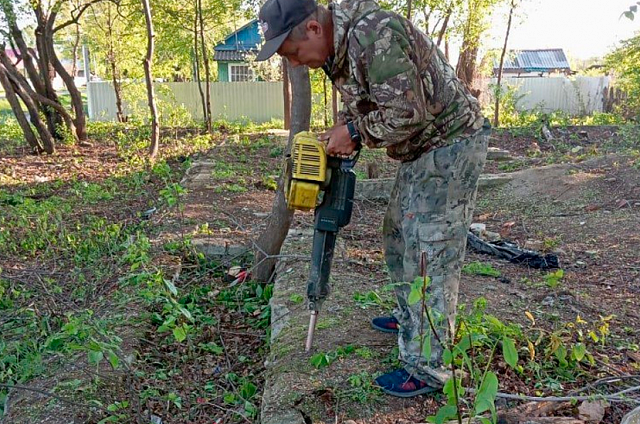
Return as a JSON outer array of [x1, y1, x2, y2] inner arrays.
[[284, 132, 359, 352]]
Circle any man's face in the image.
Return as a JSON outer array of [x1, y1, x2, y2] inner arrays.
[[277, 20, 331, 69]]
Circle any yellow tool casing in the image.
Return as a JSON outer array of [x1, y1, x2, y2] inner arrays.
[[286, 132, 327, 211]]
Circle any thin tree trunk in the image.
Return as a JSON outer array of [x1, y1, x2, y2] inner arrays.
[[0, 49, 55, 153], [436, 7, 452, 47], [0, 50, 78, 141], [71, 24, 80, 78], [323, 73, 328, 127], [407, 0, 412, 20], [198, 0, 212, 133], [193, 3, 207, 127], [106, 4, 126, 122], [141, 0, 159, 159], [34, 7, 65, 142], [494, 0, 516, 128], [283, 61, 291, 130], [0, 65, 42, 153], [46, 33, 89, 144], [254, 61, 311, 282]]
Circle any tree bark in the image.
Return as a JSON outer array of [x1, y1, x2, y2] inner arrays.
[[141, 0, 160, 159], [494, 0, 516, 128], [253, 62, 311, 282], [46, 35, 89, 144], [0, 50, 78, 142], [34, 5, 66, 142], [198, 0, 212, 133], [71, 24, 80, 78], [436, 7, 452, 48], [105, 4, 126, 122], [193, 3, 207, 127], [283, 61, 291, 130], [0, 65, 43, 153], [406, 0, 412, 20]]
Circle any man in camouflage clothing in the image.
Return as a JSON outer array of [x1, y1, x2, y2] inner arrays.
[[257, 0, 490, 397]]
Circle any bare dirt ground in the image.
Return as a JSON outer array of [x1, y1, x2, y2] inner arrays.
[[177, 126, 640, 424], [1, 125, 638, 424]]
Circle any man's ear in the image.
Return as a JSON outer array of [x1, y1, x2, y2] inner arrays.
[[306, 20, 323, 37]]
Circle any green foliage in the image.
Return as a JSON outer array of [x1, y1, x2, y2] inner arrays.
[[544, 269, 564, 289], [310, 345, 357, 369], [606, 33, 640, 118], [462, 261, 501, 277]]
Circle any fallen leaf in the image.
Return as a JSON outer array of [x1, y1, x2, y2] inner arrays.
[[503, 221, 516, 228], [578, 400, 607, 423], [585, 204, 601, 212]]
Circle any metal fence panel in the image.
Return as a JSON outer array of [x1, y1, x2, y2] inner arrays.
[[483, 76, 611, 115], [88, 81, 285, 123]]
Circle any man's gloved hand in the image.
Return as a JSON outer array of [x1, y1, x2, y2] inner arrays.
[[319, 124, 358, 158]]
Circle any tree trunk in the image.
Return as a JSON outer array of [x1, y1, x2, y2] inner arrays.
[[323, 73, 328, 127], [0, 65, 42, 153], [141, 0, 160, 159], [436, 7, 452, 48], [106, 5, 126, 123], [46, 33, 88, 144], [494, 0, 516, 128], [193, 3, 207, 127], [34, 7, 66, 142], [283, 61, 291, 130], [406, 0, 412, 20], [0, 49, 55, 153], [253, 62, 311, 282], [0, 50, 78, 141], [71, 24, 80, 78], [198, 0, 212, 133]]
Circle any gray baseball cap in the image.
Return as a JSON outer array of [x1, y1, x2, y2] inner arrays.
[[256, 0, 317, 61]]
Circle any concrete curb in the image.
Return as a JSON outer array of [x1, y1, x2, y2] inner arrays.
[[355, 173, 514, 202]]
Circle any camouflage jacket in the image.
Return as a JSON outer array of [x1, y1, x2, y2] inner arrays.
[[324, 0, 485, 162]]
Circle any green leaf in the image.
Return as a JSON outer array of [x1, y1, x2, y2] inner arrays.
[[433, 404, 458, 424], [502, 336, 518, 369], [408, 281, 423, 305], [107, 350, 119, 369], [572, 343, 586, 362], [164, 279, 178, 296], [88, 349, 104, 365], [173, 324, 187, 342], [310, 353, 330, 368], [422, 333, 432, 361], [443, 348, 453, 365], [555, 345, 568, 367], [475, 372, 498, 414]]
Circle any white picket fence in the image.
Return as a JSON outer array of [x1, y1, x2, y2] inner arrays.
[[87, 76, 611, 123], [87, 81, 285, 123], [478, 76, 611, 115]]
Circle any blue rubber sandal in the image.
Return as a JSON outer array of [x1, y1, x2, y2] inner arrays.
[[375, 368, 440, 398], [371, 316, 399, 333]]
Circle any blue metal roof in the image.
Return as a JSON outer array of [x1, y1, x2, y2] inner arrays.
[[496, 49, 571, 74], [214, 19, 261, 53]]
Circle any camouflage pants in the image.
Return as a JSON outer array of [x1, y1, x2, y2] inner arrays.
[[383, 126, 489, 386]]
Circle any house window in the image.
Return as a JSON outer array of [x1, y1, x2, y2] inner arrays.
[[230, 64, 253, 82]]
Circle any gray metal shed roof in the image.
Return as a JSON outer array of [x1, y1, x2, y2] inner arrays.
[[213, 50, 257, 62], [497, 49, 571, 73]]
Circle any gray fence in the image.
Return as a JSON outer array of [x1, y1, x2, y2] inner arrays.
[[87, 81, 285, 123], [88, 76, 612, 124], [478, 76, 611, 115]]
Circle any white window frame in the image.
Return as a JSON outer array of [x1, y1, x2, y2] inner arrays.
[[229, 63, 254, 82]]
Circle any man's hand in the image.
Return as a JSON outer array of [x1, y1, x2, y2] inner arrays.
[[319, 124, 358, 158]]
